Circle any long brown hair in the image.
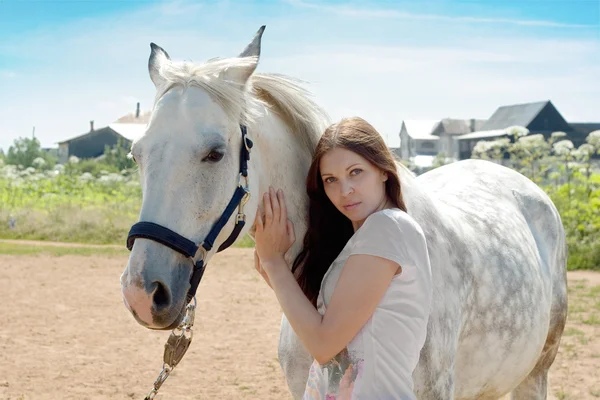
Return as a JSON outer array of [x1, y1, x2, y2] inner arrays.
[[292, 117, 408, 307]]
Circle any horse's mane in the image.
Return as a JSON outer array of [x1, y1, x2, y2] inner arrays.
[[155, 56, 330, 156], [250, 73, 330, 156]]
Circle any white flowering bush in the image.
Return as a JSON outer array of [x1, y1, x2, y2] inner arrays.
[[470, 129, 600, 270], [0, 161, 142, 244]]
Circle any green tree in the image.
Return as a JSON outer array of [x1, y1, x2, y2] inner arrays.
[[469, 128, 600, 271], [471, 138, 510, 162], [103, 137, 135, 172], [6, 136, 55, 170], [585, 130, 600, 154], [573, 130, 600, 198], [509, 134, 551, 183], [432, 152, 451, 168], [553, 139, 575, 207]]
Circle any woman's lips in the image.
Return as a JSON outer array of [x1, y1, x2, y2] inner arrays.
[[343, 202, 361, 211]]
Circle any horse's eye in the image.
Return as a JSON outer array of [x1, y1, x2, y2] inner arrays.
[[205, 151, 224, 162]]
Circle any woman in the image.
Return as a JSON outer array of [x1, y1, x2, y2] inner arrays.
[[253, 117, 433, 399]]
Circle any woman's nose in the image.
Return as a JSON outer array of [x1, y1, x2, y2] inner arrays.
[[341, 180, 354, 197]]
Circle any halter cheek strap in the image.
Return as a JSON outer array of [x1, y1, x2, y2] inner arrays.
[[126, 124, 253, 304]]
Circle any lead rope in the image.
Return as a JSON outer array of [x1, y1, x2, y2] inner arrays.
[[144, 297, 196, 400]]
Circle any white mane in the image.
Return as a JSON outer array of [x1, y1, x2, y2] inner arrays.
[[155, 56, 263, 124], [154, 56, 330, 156], [250, 73, 330, 155]]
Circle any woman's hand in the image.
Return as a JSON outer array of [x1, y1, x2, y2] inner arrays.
[[254, 187, 296, 272], [254, 249, 272, 289]]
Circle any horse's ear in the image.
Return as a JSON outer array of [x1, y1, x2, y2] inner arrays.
[[239, 25, 265, 59], [222, 25, 266, 85], [148, 43, 171, 87]]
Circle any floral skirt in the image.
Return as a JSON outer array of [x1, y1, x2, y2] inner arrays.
[[302, 348, 365, 400]]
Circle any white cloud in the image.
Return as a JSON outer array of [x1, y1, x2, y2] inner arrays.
[[262, 36, 599, 141], [284, 0, 595, 29]]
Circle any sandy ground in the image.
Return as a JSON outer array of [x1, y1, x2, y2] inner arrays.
[[1, 248, 598, 400]]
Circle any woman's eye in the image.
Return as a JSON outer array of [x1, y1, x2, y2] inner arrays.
[[351, 168, 362, 175], [325, 177, 336, 183], [205, 151, 224, 162]]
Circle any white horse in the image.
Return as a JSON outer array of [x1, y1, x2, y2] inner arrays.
[[120, 26, 568, 399]]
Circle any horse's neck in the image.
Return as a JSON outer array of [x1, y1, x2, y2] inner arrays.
[[251, 111, 316, 266]]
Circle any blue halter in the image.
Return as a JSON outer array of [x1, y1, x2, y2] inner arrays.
[[126, 125, 253, 304]]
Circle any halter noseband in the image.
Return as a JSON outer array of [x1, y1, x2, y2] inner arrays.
[[126, 125, 253, 304]]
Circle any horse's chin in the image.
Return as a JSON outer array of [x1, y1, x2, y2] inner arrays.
[[151, 303, 187, 330], [128, 302, 186, 331], [153, 313, 185, 331]]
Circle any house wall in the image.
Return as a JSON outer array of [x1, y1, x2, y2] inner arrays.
[[439, 135, 457, 159], [58, 143, 69, 164], [62, 129, 132, 161], [399, 126, 439, 158], [399, 128, 411, 159], [415, 139, 438, 156], [528, 104, 572, 134]]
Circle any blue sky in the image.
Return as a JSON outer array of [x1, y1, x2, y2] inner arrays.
[[1, 0, 599, 152]]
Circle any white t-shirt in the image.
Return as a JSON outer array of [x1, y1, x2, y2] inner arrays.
[[302, 208, 433, 400]]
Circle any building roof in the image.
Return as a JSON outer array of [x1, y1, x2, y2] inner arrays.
[[401, 120, 440, 140], [436, 118, 487, 135], [456, 129, 510, 141], [114, 110, 152, 124], [57, 104, 151, 145], [480, 101, 549, 131], [108, 123, 147, 142], [56, 128, 103, 144], [56, 123, 147, 144]]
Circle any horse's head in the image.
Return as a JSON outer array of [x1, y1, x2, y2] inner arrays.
[[120, 27, 266, 330]]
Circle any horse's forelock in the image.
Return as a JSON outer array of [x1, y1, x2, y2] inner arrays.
[[153, 56, 266, 126]]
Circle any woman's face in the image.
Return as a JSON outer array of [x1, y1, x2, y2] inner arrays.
[[319, 147, 389, 229]]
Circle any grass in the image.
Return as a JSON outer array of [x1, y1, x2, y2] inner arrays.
[[583, 314, 600, 326], [0, 167, 257, 249], [0, 205, 139, 245], [562, 327, 585, 336], [567, 279, 600, 325], [556, 391, 568, 400], [0, 207, 256, 248], [0, 233, 254, 257]]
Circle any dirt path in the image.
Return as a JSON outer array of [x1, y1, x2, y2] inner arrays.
[[0, 249, 598, 399], [569, 270, 600, 285], [0, 239, 122, 248]]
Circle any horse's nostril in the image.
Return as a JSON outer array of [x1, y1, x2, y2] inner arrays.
[[152, 281, 171, 311]]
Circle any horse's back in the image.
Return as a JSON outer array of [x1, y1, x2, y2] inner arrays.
[[418, 159, 566, 280], [413, 159, 568, 399]]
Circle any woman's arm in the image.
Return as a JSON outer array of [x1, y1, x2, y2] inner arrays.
[[263, 253, 398, 364], [254, 187, 399, 364]]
